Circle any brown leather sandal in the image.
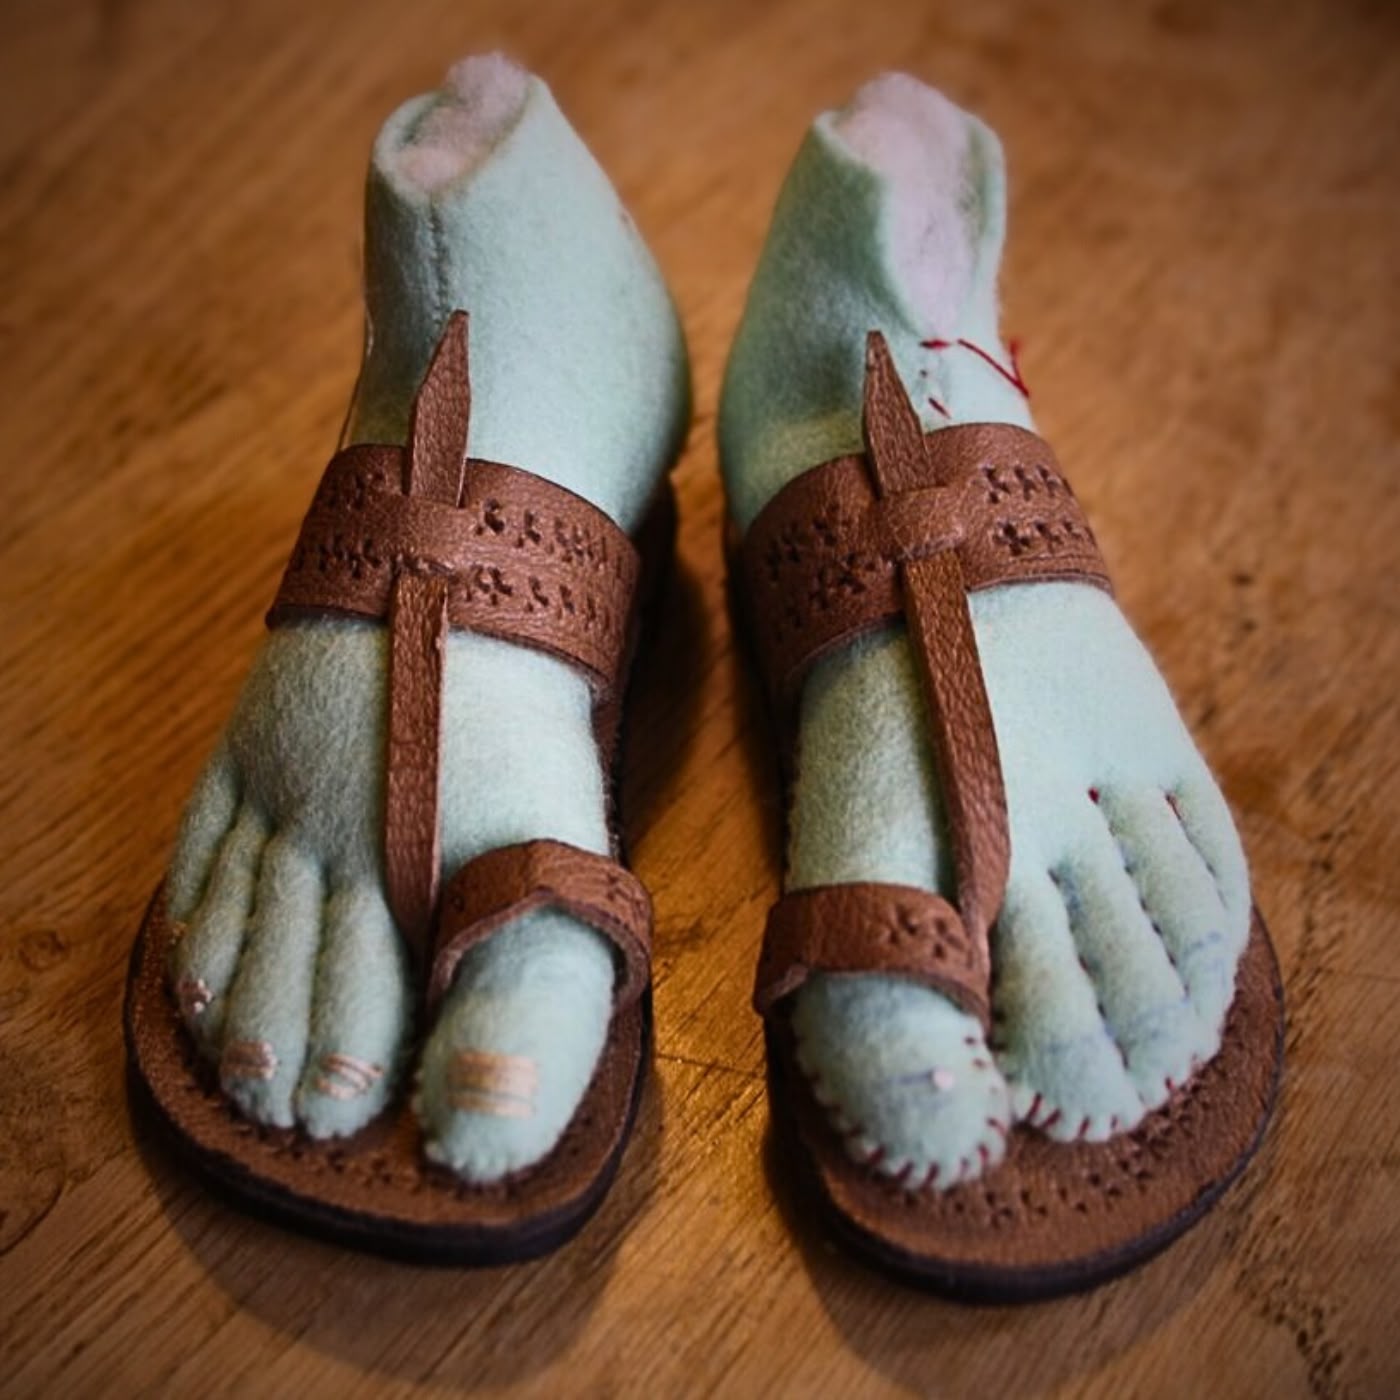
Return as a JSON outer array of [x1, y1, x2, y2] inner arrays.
[[125, 312, 674, 1262], [731, 332, 1283, 1299]]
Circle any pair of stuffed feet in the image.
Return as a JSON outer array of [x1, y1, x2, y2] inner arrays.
[[166, 57, 1250, 1195]]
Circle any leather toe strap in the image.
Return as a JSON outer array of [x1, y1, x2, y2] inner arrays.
[[428, 839, 652, 1014], [753, 883, 990, 1029]]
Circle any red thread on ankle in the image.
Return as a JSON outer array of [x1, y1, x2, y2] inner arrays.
[[919, 335, 1031, 399]]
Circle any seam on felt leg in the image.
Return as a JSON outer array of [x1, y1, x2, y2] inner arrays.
[[427, 201, 452, 331]]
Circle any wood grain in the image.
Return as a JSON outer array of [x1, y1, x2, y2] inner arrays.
[[2, 0, 1397, 1394]]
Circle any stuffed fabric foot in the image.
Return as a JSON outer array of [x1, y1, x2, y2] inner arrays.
[[167, 55, 689, 1181], [720, 74, 1249, 1189]]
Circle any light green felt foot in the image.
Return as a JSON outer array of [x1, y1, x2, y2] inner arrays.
[[720, 74, 1250, 1187], [166, 55, 689, 1176]]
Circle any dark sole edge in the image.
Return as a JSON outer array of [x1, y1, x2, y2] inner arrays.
[[123, 914, 651, 1267], [122, 476, 678, 1266], [723, 508, 1286, 1301], [765, 921, 1284, 1302]]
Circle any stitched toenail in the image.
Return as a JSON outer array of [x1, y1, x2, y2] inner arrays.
[[222, 1039, 278, 1082], [313, 1052, 384, 1100], [447, 1049, 538, 1118], [171, 920, 190, 942], [176, 975, 211, 1019]]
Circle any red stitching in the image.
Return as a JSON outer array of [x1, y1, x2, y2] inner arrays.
[[927, 393, 950, 419], [919, 335, 1031, 399], [987, 1117, 1009, 1141], [956, 337, 1030, 397]]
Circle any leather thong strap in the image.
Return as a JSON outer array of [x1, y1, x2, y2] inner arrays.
[[742, 332, 1112, 1027], [429, 839, 652, 1014], [266, 312, 641, 959]]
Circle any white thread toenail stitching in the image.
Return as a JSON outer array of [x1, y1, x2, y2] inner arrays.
[[221, 1040, 278, 1083], [176, 975, 211, 1019], [313, 1053, 384, 1101], [446, 1050, 538, 1119]]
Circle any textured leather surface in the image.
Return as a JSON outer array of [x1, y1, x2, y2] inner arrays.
[[753, 882, 988, 1026], [743, 332, 1109, 1021], [265, 311, 642, 949], [740, 375, 1110, 715], [383, 570, 449, 957], [429, 839, 653, 1013], [267, 446, 639, 697]]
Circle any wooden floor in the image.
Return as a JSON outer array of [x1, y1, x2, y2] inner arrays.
[[2, 0, 1397, 1394]]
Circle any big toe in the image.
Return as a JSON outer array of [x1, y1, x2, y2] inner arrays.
[[417, 911, 616, 1183], [790, 973, 1011, 1189], [293, 880, 411, 1138]]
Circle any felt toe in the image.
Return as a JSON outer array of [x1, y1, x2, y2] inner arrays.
[[1166, 774, 1251, 929], [168, 800, 266, 1052], [217, 834, 323, 1128], [1054, 807, 1217, 1116], [1099, 786, 1243, 1035], [993, 868, 1146, 1139], [790, 974, 1011, 1188], [293, 880, 408, 1137], [417, 910, 614, 1183], [167, 744, 240, 921]]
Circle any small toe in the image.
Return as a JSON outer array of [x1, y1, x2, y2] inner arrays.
[[167, 743, 241, 921], [217, 834, 324, 1128], [294, 880, 410, 1138], [1050, 805, 1217, 1114], [168, 800, 266, 1052], [993, 868, 1146, 1139], [1164, 774, 1251, 928], [1100, 786, 1246, 1035], [417, 910, 616, 1184], [790, 972, 1011, 1189]]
